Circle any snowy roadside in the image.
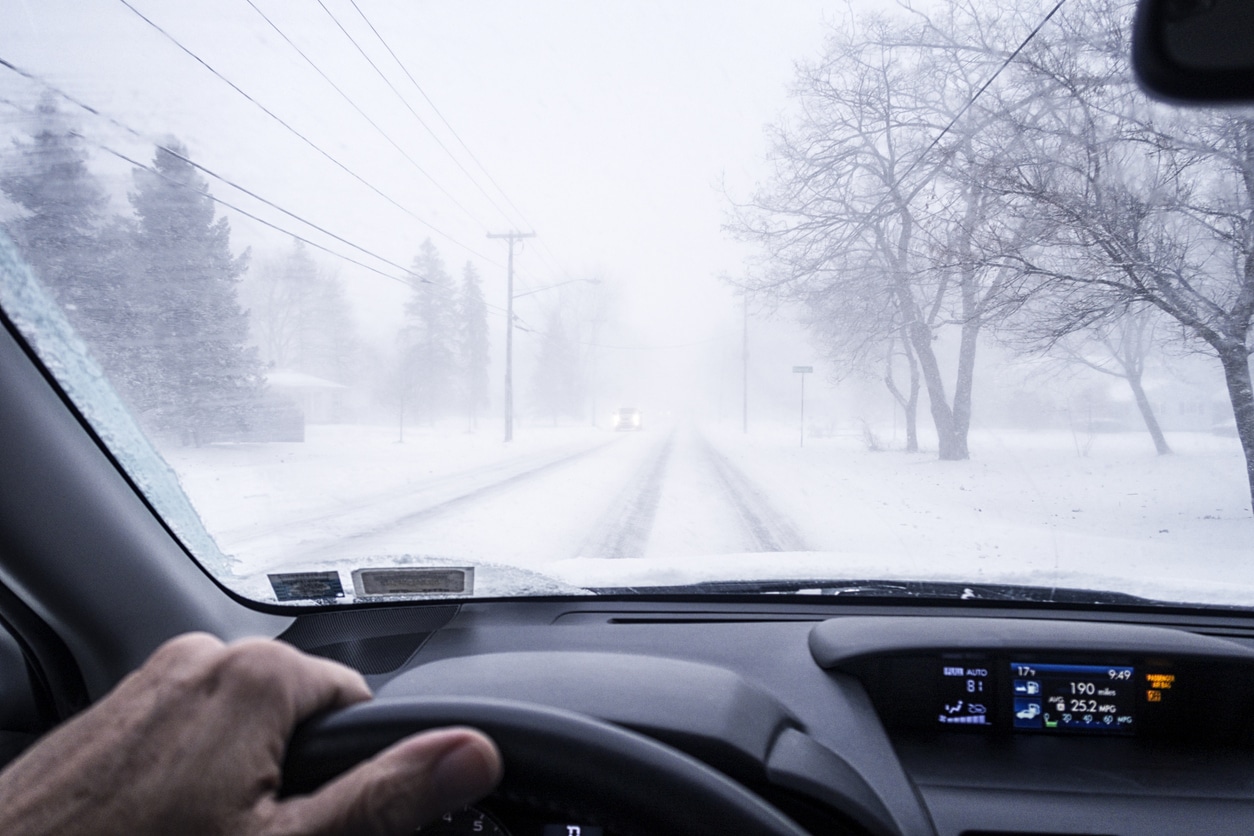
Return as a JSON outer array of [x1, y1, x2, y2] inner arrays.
[[674, 424, 1254, 606], [160, 423, 611, 555], [157, 419, 1254, 608]]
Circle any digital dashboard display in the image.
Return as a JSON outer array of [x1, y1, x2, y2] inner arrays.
[[938, 664, 993, 726], [932, 660, 1142, 733], [1009, 662, 1136, 733]]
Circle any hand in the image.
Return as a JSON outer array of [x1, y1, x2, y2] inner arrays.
[[0, 632, 502, 835]]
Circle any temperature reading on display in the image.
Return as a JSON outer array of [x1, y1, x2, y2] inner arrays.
[[937, 664, 993, 727], [1010, 662, 1136, 734]]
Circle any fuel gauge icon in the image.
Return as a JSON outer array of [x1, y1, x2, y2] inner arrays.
[[1013, 679, 1041, 696]]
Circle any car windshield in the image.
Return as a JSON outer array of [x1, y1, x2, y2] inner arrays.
[[1, 0, 1251, 608]]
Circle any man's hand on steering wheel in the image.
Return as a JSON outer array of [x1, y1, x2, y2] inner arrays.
[[0, 633, 502, 835]]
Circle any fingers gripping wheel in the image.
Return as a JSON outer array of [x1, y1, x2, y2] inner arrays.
[[281, 697, 809, 836]]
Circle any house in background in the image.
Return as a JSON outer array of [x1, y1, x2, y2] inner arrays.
[[265, 368, 349, 425]]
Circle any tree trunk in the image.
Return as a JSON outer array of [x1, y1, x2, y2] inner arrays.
[[906, 318, 967, 460], [902, 328, 920, 453], [1125, 370, 1171, 455], [883, 374, 919, 452], [1218, 346, 1254, 514], [904, 396, 918, 452], [884, 332, 920, 452], [949, 175, 982, 455], [951, 317, 979, 450], [891, 208, 965, 459]]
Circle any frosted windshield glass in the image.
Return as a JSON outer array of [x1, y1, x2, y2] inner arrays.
[[1, 0, 1251, 607]]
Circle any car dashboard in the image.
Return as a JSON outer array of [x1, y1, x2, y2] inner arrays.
[[265, 599, 1254, 835]]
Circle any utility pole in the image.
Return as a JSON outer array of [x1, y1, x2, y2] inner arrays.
[[488, 230, 535, 442]]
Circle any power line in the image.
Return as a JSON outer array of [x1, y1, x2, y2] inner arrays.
[[241, 0, 479, 228], [0, 64, 414, 282], [101, 142, 423, 290], [312, 0, 508, 232], [105, 144, 516, 321], [148, 149, 425, 283], [764, 0, 1071, 276], [0, 87, 516, 319], [896, 0, 1068, 197], [346, 0, 529, 227], [102, 141, 515, 319], [113, 0, 499, 266], [345, 0, 580, 286]]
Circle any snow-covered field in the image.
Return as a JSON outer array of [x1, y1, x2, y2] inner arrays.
[[160, 420, 1254, 607], [686, 425, 1254, 605]]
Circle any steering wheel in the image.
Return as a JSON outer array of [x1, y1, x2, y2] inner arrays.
[[281, 696, 809, 836]]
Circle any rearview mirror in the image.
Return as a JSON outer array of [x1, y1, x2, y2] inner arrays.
[[1133, 0, 1254, 102]]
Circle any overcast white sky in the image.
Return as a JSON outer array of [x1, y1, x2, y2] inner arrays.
[[2, 4, 846, 315], [0, 0, 864, 415]]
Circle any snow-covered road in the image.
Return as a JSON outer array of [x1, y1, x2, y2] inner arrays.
[[577, 425, 806, 560], [233, 434, 623, 569], [213, 421, 810, 573], [163, 421, 1254, 605]]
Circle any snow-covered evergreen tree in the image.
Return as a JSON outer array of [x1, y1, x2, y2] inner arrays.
[[128, 141, 260, 443], [0, 95, 111, 337], [457, 262, 490, 430], [531, 306, 580, 425], [401, 239, 457, 423]]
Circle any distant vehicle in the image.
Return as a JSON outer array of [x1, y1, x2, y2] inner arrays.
[[613, 407, 643, 431]]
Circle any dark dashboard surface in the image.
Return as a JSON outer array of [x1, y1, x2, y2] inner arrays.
[[276, 600, 1254, 836]]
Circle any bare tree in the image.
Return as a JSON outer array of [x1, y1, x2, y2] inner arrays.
[[987, 0, 1254, 508], [246, 239, 356, 383], [731, 5, 1035, 460], [1023, 305, 1173, 454]]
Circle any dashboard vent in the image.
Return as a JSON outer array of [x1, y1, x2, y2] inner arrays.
[[278, 604, 459, 675]]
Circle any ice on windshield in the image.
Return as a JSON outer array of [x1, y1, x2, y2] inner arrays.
[[0, 231, 232, 577], [0, 0, 1251, 606]]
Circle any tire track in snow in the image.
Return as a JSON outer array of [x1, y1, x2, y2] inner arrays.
[[578, 430, 676, 559], [233, 438, 622, 564], [219, 451, 582, 544], [697, 431, 807, 553]]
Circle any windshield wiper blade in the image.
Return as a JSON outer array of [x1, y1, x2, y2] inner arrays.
[[589, 579, 1161, 605]]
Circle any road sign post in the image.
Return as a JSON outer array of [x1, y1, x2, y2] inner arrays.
[[792, 366, 813, 448]]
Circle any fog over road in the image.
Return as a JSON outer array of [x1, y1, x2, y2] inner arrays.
[[229, 421, 808, 574], [182, 420, 1254, 607], [580, 425, 808, 560]]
